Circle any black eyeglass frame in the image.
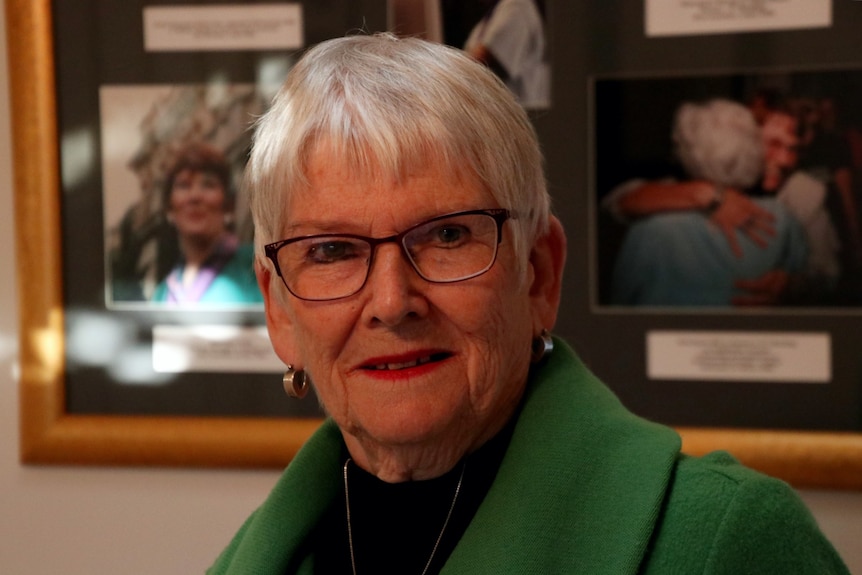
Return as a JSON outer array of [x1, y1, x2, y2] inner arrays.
[[264, 208, 513, 301]]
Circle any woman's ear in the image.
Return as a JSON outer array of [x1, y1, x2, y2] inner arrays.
[[528, 215, 567, 332], [256, 259, 299, 365]]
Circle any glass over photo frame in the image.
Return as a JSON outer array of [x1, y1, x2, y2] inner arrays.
[[10, 0, 387, 467]]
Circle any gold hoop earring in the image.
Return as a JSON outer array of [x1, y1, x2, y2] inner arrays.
[[283, 365, 310, 399], [531, 329, 553, 363]]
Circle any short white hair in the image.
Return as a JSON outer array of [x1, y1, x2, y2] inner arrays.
[[245, 33, 550, 269], [672, 98, 764, 189]]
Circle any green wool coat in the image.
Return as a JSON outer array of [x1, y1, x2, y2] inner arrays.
[[208, 339, 849, 574]]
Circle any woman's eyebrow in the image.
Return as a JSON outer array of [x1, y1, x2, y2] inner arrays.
[[282, 207, 479, 238], [282, 219, 365, 237]]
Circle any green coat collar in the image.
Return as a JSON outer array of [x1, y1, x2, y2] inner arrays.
[[444, 338, 680, 573], [209, 339, 681, 574]]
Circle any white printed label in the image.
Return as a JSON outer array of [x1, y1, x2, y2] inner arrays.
[[647, 331, 831, 382], [144, 4, 304, 52], [645, 0, 831, 37], [153, 325, 283, 373]]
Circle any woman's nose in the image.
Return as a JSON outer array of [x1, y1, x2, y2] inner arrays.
[[361, 244, 429, 326], [188, 183, 207, 198]]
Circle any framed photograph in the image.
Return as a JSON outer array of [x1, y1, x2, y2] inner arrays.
[[536, 2, 862, 489], [594, 68, 862, 310], [101, 83, 265, 308], [11, 0, 386, 467], [438, 0, 551, 111]]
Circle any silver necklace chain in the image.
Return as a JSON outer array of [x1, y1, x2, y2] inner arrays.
[[343, 458, 467, 575]]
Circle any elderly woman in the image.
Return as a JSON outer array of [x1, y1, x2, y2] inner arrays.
[[209, 35, 847, 574], [152, 142, 262, 304]]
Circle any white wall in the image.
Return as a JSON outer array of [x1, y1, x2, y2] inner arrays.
[[1, 6, 860, 575]]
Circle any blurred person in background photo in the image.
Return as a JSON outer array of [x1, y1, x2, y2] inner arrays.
[[609, 99, 809, 306], [604, 96, 841, 306], [463, 0, 549, 110], [152, 142, 262, 305]]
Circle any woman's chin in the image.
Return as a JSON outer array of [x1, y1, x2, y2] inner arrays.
[[345, 405, 468, 457]]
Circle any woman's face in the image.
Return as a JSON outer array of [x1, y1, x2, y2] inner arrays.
[[261, 151, 556, 479], [761, 112, 800, 193], [168, 168, 228, 241]]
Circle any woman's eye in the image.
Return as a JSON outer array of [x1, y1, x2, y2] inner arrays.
[[434, 224, 469, 245], [307, 241, 357, 263], [201, 177, 223, 192]]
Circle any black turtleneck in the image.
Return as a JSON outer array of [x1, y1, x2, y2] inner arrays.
[[311, 419, 515, 575]]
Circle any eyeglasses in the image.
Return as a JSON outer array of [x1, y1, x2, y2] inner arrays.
[[265, 208, 512, 301]]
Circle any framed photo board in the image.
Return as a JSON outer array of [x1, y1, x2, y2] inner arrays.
[[11, 0, 386, 467]]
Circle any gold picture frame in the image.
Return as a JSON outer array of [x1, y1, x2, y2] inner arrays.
[[679, 427, 862, 490], [9, 0, 862, 487]]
